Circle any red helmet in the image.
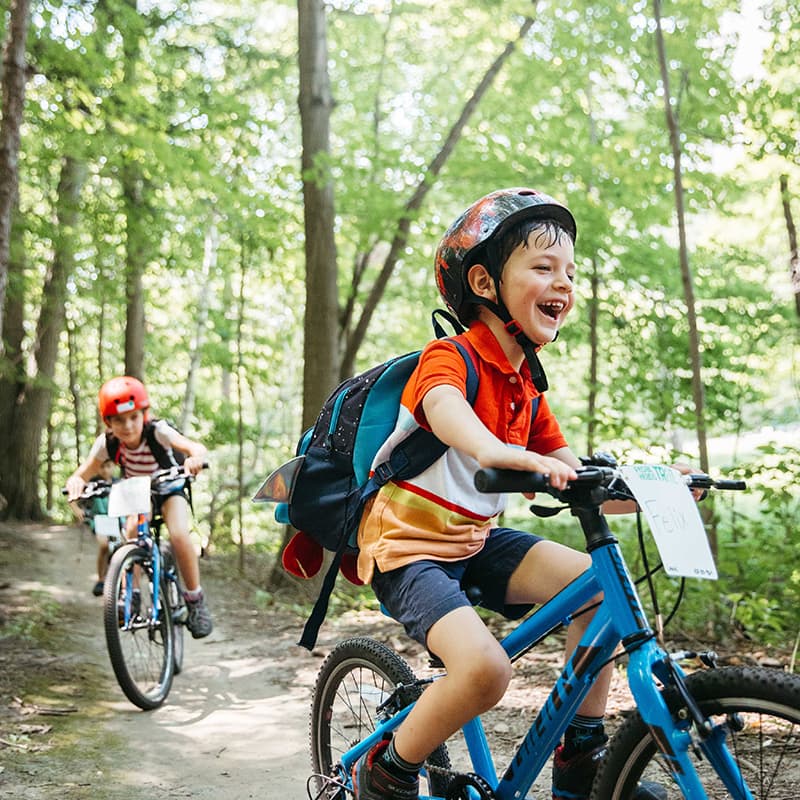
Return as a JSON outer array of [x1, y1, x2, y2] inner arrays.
[[434, 187, 576, 322], [98, 376, 150, 419]]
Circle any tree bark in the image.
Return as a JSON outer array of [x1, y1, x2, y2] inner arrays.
[[298, 0, 339, 429], [0, 156, 86, 519], [652, 0, 713, 553], [0, 0, 31, 350], [779, 174, 800, 319]]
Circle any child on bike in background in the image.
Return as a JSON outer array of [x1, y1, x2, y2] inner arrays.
[[66, 376, 213, 639], [69, 457, 117, 596], [351, 188, 667, 800]]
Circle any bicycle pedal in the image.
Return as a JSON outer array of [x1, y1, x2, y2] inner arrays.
[[306, 772, 351, 800], [172, 606, 188, 624]]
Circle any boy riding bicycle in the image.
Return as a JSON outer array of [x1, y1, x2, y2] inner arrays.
[[66, 376, 213, 639], [351, 188, 667, 800]]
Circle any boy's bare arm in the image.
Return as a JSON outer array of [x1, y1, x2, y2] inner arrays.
[[65, 456, 104, 503], [170, 432, 208, 475], [422, 385, 577, 490]]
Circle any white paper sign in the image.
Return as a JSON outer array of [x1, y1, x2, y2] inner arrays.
[[107, 476, 151, 517], [93, 515, 121, 539], [620, 465, 717, 580]]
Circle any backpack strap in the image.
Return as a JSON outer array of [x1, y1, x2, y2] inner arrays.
[[297, 338, 479, 652]]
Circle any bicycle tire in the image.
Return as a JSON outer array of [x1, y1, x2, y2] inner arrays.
[[103, 543, 175, 710], [310, 637, 451, 798], [591, 665, 800, 799], [161, 544, 184, 675]]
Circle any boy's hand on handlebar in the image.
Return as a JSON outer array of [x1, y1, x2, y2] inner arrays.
[[671, 462, 705, 502], [65, 475, 87, 503], [476, 446, 577, 491], [183, 456, 206, 476]]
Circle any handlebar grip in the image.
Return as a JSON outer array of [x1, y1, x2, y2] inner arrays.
[[474, 468, 550, 494], [713, 479, 747, 491]]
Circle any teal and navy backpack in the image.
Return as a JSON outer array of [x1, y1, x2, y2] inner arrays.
[[256, 314, 538, 649]]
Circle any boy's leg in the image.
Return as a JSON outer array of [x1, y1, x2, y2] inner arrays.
[[161, 494, 212, 638], [504, 539, 613, 712], [161, 494, 200, 590], [393, 605, 512, 764]]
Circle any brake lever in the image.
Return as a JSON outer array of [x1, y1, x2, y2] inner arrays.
[[529, 504, 567, 518]]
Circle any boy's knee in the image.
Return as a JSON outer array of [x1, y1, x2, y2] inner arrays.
[[461, 648, 512, 708]]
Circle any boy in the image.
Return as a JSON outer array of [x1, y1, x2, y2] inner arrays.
[[66, 376, 213, 639], [352, 188, 664, 800]]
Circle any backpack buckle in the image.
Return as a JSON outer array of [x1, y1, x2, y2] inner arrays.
[[373, 461, 395, 486]]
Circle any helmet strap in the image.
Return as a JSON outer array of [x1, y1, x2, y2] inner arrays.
[[471, 295, 549, 393]]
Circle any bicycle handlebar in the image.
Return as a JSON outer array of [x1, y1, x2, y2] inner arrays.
[[474, 465, 746, 500]]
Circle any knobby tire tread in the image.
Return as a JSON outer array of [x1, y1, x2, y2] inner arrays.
[[591, 665, 800, 799]]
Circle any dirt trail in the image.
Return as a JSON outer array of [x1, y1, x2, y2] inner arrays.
[[0, 523, 330, 799]]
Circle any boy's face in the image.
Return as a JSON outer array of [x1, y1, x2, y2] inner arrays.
[[106, 408, 145, 448], [498, 230, 575, 344]]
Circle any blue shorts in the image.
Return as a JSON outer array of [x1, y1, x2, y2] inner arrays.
[[371, 527, 543, 647]]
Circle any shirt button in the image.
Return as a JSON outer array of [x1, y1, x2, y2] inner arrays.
[[509, 376, 518, 384]]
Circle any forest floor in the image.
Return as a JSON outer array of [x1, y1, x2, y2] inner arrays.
[[0, 521, 793, 800]]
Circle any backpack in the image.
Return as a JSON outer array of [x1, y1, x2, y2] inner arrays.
[[256, 316, 539, 650]]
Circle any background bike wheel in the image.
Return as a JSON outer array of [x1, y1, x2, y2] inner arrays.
[[310, 637, 451, 799], [161, 545, 184, 675], [103, 543, 175, 710], [591, 665, 800, 799]]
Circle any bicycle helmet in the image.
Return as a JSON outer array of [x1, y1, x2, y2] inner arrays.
[[434, 188, 577, 393], [98, 376, 150, 420]]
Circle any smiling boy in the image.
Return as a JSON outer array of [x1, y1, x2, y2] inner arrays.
[[351, 189, 664, 800]]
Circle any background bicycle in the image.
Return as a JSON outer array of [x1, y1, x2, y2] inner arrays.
[[307, 461, 800, 799], [100, 465, 202, 710]]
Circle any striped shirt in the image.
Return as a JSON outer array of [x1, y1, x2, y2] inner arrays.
[[88, 419, 182, 478], [356, 321, 568, 584]]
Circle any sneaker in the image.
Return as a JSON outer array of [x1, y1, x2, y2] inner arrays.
[[351, 736, 419, 800], [92, 580, 104, 597], [185, 592, 213, 639], [552, 742, 667, 800]]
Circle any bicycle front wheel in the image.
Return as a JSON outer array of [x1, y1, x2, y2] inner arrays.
[[310, 637, 451, 798], [591, 665, 800, 799], [103, 543, 175, 710]]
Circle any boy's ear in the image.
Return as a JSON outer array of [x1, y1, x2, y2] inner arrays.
[[466, 263, 496, 302]]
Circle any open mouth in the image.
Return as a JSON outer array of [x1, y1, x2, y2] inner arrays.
[[538, 301, 565, 320]]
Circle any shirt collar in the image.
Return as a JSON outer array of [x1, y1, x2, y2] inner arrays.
[[464, 320, 534, 386]]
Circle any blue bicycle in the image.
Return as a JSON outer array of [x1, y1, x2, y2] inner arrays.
[[102, 465, 199, 710], [308, 461, 800, 799]]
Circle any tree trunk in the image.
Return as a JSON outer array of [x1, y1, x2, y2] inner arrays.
[[0, 156, 86, 519], [181, 220, 218, 432], [652, 0, 713, 552], [123, 167, 147, 380], [0, 0, 31, 349], [779, 174, 800, 319], [298, 0, 339, 428]]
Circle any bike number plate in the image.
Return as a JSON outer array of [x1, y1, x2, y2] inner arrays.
[[620, 465, 717, 580], [108, 476, 151, 517], [93, 514, 121, 539]]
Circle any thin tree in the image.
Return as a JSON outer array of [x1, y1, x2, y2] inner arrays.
[[652, 0, 713, 552], [779, 174, 800, 320], [0, 0, 31, 350]]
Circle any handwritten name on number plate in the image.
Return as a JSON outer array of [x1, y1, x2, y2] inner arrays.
[[620, 465, 717, 580]]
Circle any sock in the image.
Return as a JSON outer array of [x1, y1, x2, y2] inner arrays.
[[184, 586, 203, 602], [379, 737, 423, 781], [562, 714, 606, 759]]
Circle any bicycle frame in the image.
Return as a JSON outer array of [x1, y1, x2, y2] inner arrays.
[[118, 511, 165, 628], [333, 503, 754, 800]]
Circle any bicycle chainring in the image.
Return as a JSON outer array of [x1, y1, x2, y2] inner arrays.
[[445, 772, 496, 800]]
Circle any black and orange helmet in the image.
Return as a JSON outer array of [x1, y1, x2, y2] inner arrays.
[[98, 376, 150, 420], [434, 187, 576, 323]]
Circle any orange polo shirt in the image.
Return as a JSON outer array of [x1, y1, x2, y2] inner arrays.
[[356, 321, 568, 583]]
